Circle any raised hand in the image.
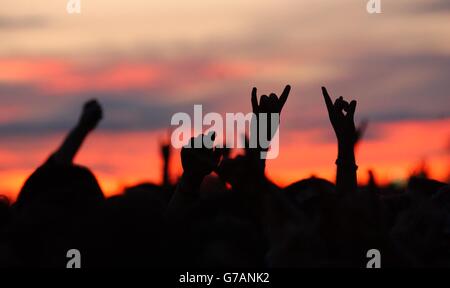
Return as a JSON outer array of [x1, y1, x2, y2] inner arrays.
[[78, 100, 103, 132], [168, 132, 223, 213], [160, 139, 172, 187], [321, 87, 357, 146], [161, 142, 171, 162], [250, 85, 291, 145], [181, 131, 222, 181], [321, 86, 358, 195], [251, 85, 291, 114]]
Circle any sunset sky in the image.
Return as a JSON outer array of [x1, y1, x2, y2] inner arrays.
[[0, 0, 449, 199]]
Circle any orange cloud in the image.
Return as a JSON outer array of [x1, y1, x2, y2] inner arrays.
[[268, 118, 450, 186], [0, 118, 448, 201], [0, 58, 164, 94]]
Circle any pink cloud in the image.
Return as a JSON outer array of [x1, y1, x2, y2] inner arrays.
[[0, 57, 263, 96]]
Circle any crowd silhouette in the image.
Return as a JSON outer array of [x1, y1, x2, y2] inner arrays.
[[0, 85, 448, 268]]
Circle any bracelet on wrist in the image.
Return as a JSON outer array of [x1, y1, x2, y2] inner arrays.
[[335, 158, 358, 170]]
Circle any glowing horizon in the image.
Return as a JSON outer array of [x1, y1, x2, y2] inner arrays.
[[0, 0, 449, 200]]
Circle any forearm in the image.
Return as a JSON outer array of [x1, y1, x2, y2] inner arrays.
[[163, 160, 170, 187], [336, 141, 358, 195], [52, 124, 90, 165]]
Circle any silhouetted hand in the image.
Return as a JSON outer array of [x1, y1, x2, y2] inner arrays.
[[167, 132, 222, 214], [160, 139, 172, 187], [78, 100, 103, 132], [181, 132, 222, 181], [251, 85, 291, 114], [322, 87, 360, 196], [251, 85, 291, 145], [321, 87, 357, 146]]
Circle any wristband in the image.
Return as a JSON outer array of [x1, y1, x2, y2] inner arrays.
[[335, 158, 358, 170]]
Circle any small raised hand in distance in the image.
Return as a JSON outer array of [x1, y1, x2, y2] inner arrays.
[[251, 85, 291, 145], [52, 100, 103, 165], [321, 87, 358, 195], [161, 142, 171, 162], [160, 139, 172, 187]]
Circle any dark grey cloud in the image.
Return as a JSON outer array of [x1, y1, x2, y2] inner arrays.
[[0, 15, 48, 30], [0, 82, 37, 100], [0, 86, 217, 138], [0, 47, 448, 142], [404, 0, 450, 14], [273, 49, 450, 146]]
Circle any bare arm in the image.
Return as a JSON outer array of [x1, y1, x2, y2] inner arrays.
[[161, 142, 171, 187], [51, 100, 103, 165], [250, 84, 291, 173], [321, 87, 358, 196]]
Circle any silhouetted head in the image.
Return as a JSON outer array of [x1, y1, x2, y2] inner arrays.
[[407, 176, 447, 201], [15, 163, 104, 213], [284, 177, 335, 208], [283, 177, 337, 242], [10, 163, 105, 267]]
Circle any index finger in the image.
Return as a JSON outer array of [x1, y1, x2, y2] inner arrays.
[[251, 87, 259, 113], [321, 86, 334, 114], [278, 84, 291, 112]]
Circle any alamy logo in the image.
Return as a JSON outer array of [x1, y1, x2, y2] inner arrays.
[[366, 0, 382, 14], [366, 249, 381, 268], [67, 0, 81, 14], [170, 105, 280, 159], [66, 249, 81, 268]]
